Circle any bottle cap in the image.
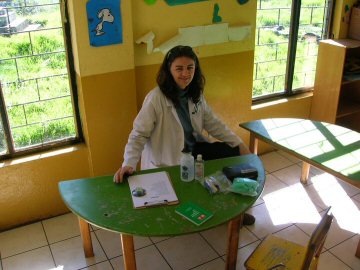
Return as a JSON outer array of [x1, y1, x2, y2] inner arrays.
[[197, 154, 202, 161]]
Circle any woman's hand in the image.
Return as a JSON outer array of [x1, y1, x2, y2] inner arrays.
[[113, 166, 134, 183], [239, 143, 251, 155]]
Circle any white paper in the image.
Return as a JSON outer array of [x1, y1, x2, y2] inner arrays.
[[228, 25, 251, 41], [204, 23, 229, 45], [128, 171, 178, 208], [178, 26, 205, 47]]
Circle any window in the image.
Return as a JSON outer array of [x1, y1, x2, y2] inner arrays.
[[0, 0, 82, 159], [253, 0, 334, 100]]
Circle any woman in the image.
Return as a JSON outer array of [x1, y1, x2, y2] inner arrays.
[[114, 45, 255, 224]]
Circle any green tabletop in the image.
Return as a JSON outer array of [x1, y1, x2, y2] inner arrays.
[[240, 118, 360, 182], [59, 154, 265, 237]]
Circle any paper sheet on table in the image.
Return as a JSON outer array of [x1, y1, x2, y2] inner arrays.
[[128, 171, 179, 208]]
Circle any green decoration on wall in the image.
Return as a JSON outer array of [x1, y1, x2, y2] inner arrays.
[[237, 0, 249, 4], [212, 3, 222, 23], [165, 0, 208, 6], [144, 0, 157, 4]]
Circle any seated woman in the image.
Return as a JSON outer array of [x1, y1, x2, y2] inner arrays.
[[114, 45, 255, 225]]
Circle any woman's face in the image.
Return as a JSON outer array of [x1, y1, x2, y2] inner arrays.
[[169, 56, 195, 90]]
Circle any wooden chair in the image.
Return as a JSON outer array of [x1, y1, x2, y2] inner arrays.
[[244, 207, 333, 270]]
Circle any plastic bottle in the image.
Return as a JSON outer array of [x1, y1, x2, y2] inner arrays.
[[195, 154, 204, 181], [180, 152, 194, 182]]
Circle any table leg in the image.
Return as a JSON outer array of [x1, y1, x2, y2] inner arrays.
[[301, 162, 310, 184], [225, 214, 244, 270], [78, 217, 94, 257], [249, 134, 258, 154], [356, 239, 360, 258], [121, 234, 137, 270]]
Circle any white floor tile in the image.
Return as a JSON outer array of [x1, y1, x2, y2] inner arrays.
[[94, 229, 152, 259], [353, 193, 360, 202], [271, 163, 306, 186], [200, 224, 258, 256], [296, 212, 357, 249], [317, 251, 352, 270], [2, 246, 55, 270], [42, 213, 80, 244], [273, 224, 310, 246], [110, 245, 171, 270], [132, 245, 171, 270], [259, 174, 287, 199], [276, 150, 301, 164], [50, 232, 107, 270], [329, 234, 360, 270], [0, 222, 48, 258], [233, 240, 260, 270], [259, 151, 294, 173], [94, 229, 122, 259], [84, 260, 113, 270], [155, 233, 218, 270], [244, 203, 292, 239], [192, 258, 225, 270]]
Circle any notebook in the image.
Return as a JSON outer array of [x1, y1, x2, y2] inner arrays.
[[175, 201, 213, 226]]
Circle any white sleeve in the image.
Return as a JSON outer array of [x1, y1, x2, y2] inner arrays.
[[122, 93, 157, 169]]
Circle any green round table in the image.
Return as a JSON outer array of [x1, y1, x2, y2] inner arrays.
[[59, 154, 265, 270]]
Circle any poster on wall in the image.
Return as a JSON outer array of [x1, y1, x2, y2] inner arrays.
[[86, 0, 123, 47]]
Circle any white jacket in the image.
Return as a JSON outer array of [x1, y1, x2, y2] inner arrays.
[[122, 86, 242, 170]]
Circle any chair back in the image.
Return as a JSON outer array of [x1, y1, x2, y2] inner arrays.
[[301, 207, 333, 270]]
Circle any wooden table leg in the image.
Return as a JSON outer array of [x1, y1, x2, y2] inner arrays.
[[225, 214, 244, 270], [356, 238, 360, 258], [249, 134, 258, 155], [78, 217, 94, 257], [121, 234, 137, 270], [301, 162, 310, 184]]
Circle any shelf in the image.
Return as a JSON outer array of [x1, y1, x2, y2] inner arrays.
[[342, 74, 360, 84], [336, 101, 360, 119]]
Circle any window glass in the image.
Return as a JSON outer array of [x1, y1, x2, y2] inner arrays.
[[253, 0, 332, 99], [0, 0, 81, 157]]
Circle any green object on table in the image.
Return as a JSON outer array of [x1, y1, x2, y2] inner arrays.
[[175, 201, 213, 226], [59, 154, 265, 237], [229, 177, 259, 197]]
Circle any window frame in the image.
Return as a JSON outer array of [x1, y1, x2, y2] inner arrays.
[[0, 0, 83, 160], [252, 0, 336, 103]]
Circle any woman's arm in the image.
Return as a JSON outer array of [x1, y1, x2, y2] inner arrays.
[[114, 91, 158, 183]]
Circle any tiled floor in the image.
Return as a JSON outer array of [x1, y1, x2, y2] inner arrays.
[[1, 150, 360, 270]]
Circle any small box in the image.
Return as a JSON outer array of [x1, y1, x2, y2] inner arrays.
[[348, 7, 360, 41]]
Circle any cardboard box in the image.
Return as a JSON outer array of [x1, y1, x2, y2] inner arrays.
[[348, 7, 360, 40]]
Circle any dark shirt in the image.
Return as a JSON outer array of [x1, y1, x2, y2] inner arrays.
[[175, 89, 196, 152]]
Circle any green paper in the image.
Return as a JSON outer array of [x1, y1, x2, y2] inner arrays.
[[144, 0, 157, 5], [175, 201, 213, 226], [165, 0, 208, 6]]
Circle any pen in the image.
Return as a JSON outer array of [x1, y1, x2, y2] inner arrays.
[[144, 199, 168, 206]]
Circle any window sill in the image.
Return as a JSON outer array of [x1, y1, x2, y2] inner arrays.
[[0, 143, 87, 168], [251, 91, 313, 110]]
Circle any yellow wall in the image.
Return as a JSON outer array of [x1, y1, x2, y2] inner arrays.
[[1, 0, 318, 231], [332, 0, 358, 39]]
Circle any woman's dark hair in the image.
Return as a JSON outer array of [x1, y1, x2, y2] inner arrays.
[[156, 45, 205, 106]]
